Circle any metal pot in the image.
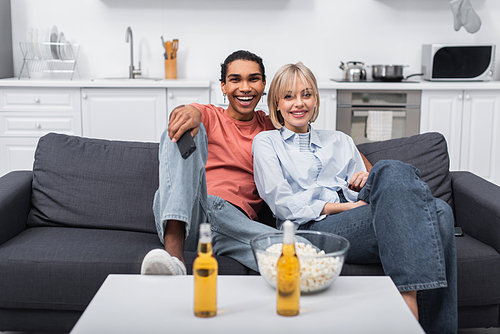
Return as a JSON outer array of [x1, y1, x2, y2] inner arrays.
[[370, 65, 423, 82], [340, 61, 367, 81]]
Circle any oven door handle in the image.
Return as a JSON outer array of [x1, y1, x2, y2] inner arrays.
[[353, 110, 407, 118]]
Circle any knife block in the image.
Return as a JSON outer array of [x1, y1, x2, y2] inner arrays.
[[165, 58, 177, 79]]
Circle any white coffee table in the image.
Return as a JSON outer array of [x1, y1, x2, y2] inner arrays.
[[70, 275, 424, 334]]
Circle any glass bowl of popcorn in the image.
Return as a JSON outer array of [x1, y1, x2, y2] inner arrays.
[[250, 230, 350, 293]]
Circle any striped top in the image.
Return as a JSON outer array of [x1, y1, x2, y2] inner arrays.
[[298, 132, 322, 180]]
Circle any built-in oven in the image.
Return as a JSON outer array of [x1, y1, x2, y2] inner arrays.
[[336, 90, 421, 144]]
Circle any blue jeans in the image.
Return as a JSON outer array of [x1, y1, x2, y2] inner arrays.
[[153, 124, 277, 271], [297, 160, 457, 334]]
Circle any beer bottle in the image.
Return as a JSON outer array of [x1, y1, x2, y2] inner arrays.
[[277, 220, 300, 316], [193, 223, 218, 317]]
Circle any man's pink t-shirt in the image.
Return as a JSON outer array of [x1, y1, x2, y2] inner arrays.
[[191, 103, 274, 220]]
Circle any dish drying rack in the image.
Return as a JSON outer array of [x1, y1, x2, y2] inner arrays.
[[18, 42, 80, 80]]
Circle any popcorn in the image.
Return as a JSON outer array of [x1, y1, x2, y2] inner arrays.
[[257, 242, 342, 292]]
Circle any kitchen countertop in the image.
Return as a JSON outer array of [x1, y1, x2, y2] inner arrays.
[[1, 77, 500, 90], [318, 79, 500, 90], [0, 77, 211, 88]]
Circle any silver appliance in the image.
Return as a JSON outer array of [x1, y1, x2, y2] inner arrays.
[[422, 44, 495, 81], [337, 90, 421, 144], [0, 0, 13, 79]]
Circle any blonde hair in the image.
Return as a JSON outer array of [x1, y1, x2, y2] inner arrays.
[[267, 63, 320, 129]]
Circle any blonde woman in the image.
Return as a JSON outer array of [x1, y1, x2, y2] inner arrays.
[[252, 63, 457, 334]]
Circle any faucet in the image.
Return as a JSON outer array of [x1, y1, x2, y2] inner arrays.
[[125, 27, 141, 79]]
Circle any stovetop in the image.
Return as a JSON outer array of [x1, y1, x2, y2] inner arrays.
[[330, 79, 420, 83]]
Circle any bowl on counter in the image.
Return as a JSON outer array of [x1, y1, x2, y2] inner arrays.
[[250, 230, 350, 293]]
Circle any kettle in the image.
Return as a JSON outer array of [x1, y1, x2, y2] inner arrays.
[[339, 61, 367, 81]]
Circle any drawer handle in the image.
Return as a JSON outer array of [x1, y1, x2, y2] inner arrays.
[[35, 122, 41, 129], [34, 97, 40, 103]]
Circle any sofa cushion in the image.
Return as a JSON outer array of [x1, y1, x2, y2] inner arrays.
[[27, 133, 159, 234], [0, 227, 252, 311], [0, 227, 162, 311], [357, 132, 453, 209]]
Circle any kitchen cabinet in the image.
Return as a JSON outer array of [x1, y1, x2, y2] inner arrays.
[[315, 89, 337, 131], [420, 90, 500, 186], [0, 81, 210, 176], [81, 88, 167, 142], [0, 87, 81, 176], [420, 90, 463, 170], [167, 87, 210, 117]]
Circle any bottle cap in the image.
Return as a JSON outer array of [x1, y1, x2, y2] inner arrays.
[[282, 220, 295, 245], [199, 223, 212, 243]]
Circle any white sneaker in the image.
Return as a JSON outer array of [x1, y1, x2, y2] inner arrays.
[[140, 249, 187, 275]]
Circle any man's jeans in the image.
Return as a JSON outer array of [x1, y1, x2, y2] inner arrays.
[[298, 160, 457, 334], [152, 125, 277, 272]]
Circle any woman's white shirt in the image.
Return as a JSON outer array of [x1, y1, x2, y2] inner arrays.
[[252, 126, 366, 227]]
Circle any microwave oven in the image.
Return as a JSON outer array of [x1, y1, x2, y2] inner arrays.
[[421, 44, 495, 81]]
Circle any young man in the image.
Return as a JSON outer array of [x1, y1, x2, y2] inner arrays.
[[141, 50, 278, 275]]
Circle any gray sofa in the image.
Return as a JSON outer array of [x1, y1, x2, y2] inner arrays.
[[0, 131, 499, 332]]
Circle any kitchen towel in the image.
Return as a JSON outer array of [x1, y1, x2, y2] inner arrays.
[[450, 0, 481, 33], [366, 110, 393, 142]]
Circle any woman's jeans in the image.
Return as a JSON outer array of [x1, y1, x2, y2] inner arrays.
[[298, 160, 457, 334], [152, 124, 277, 271]]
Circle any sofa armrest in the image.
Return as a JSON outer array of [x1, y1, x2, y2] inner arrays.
[[451, 171, 500, 254], [0, 171, 32, 246]]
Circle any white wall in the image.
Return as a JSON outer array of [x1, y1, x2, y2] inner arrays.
[[10, 0, 500, 82]]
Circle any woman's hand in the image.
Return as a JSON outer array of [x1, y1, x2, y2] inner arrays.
[[321, 200, 368, 215], [348, 171, 369, 192], [168, 105, 202, 142]]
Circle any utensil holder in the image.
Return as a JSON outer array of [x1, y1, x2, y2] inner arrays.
[[165, 58, 177, 79]]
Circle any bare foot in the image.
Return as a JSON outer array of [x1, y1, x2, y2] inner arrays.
[[401, 291, 419, 320]]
